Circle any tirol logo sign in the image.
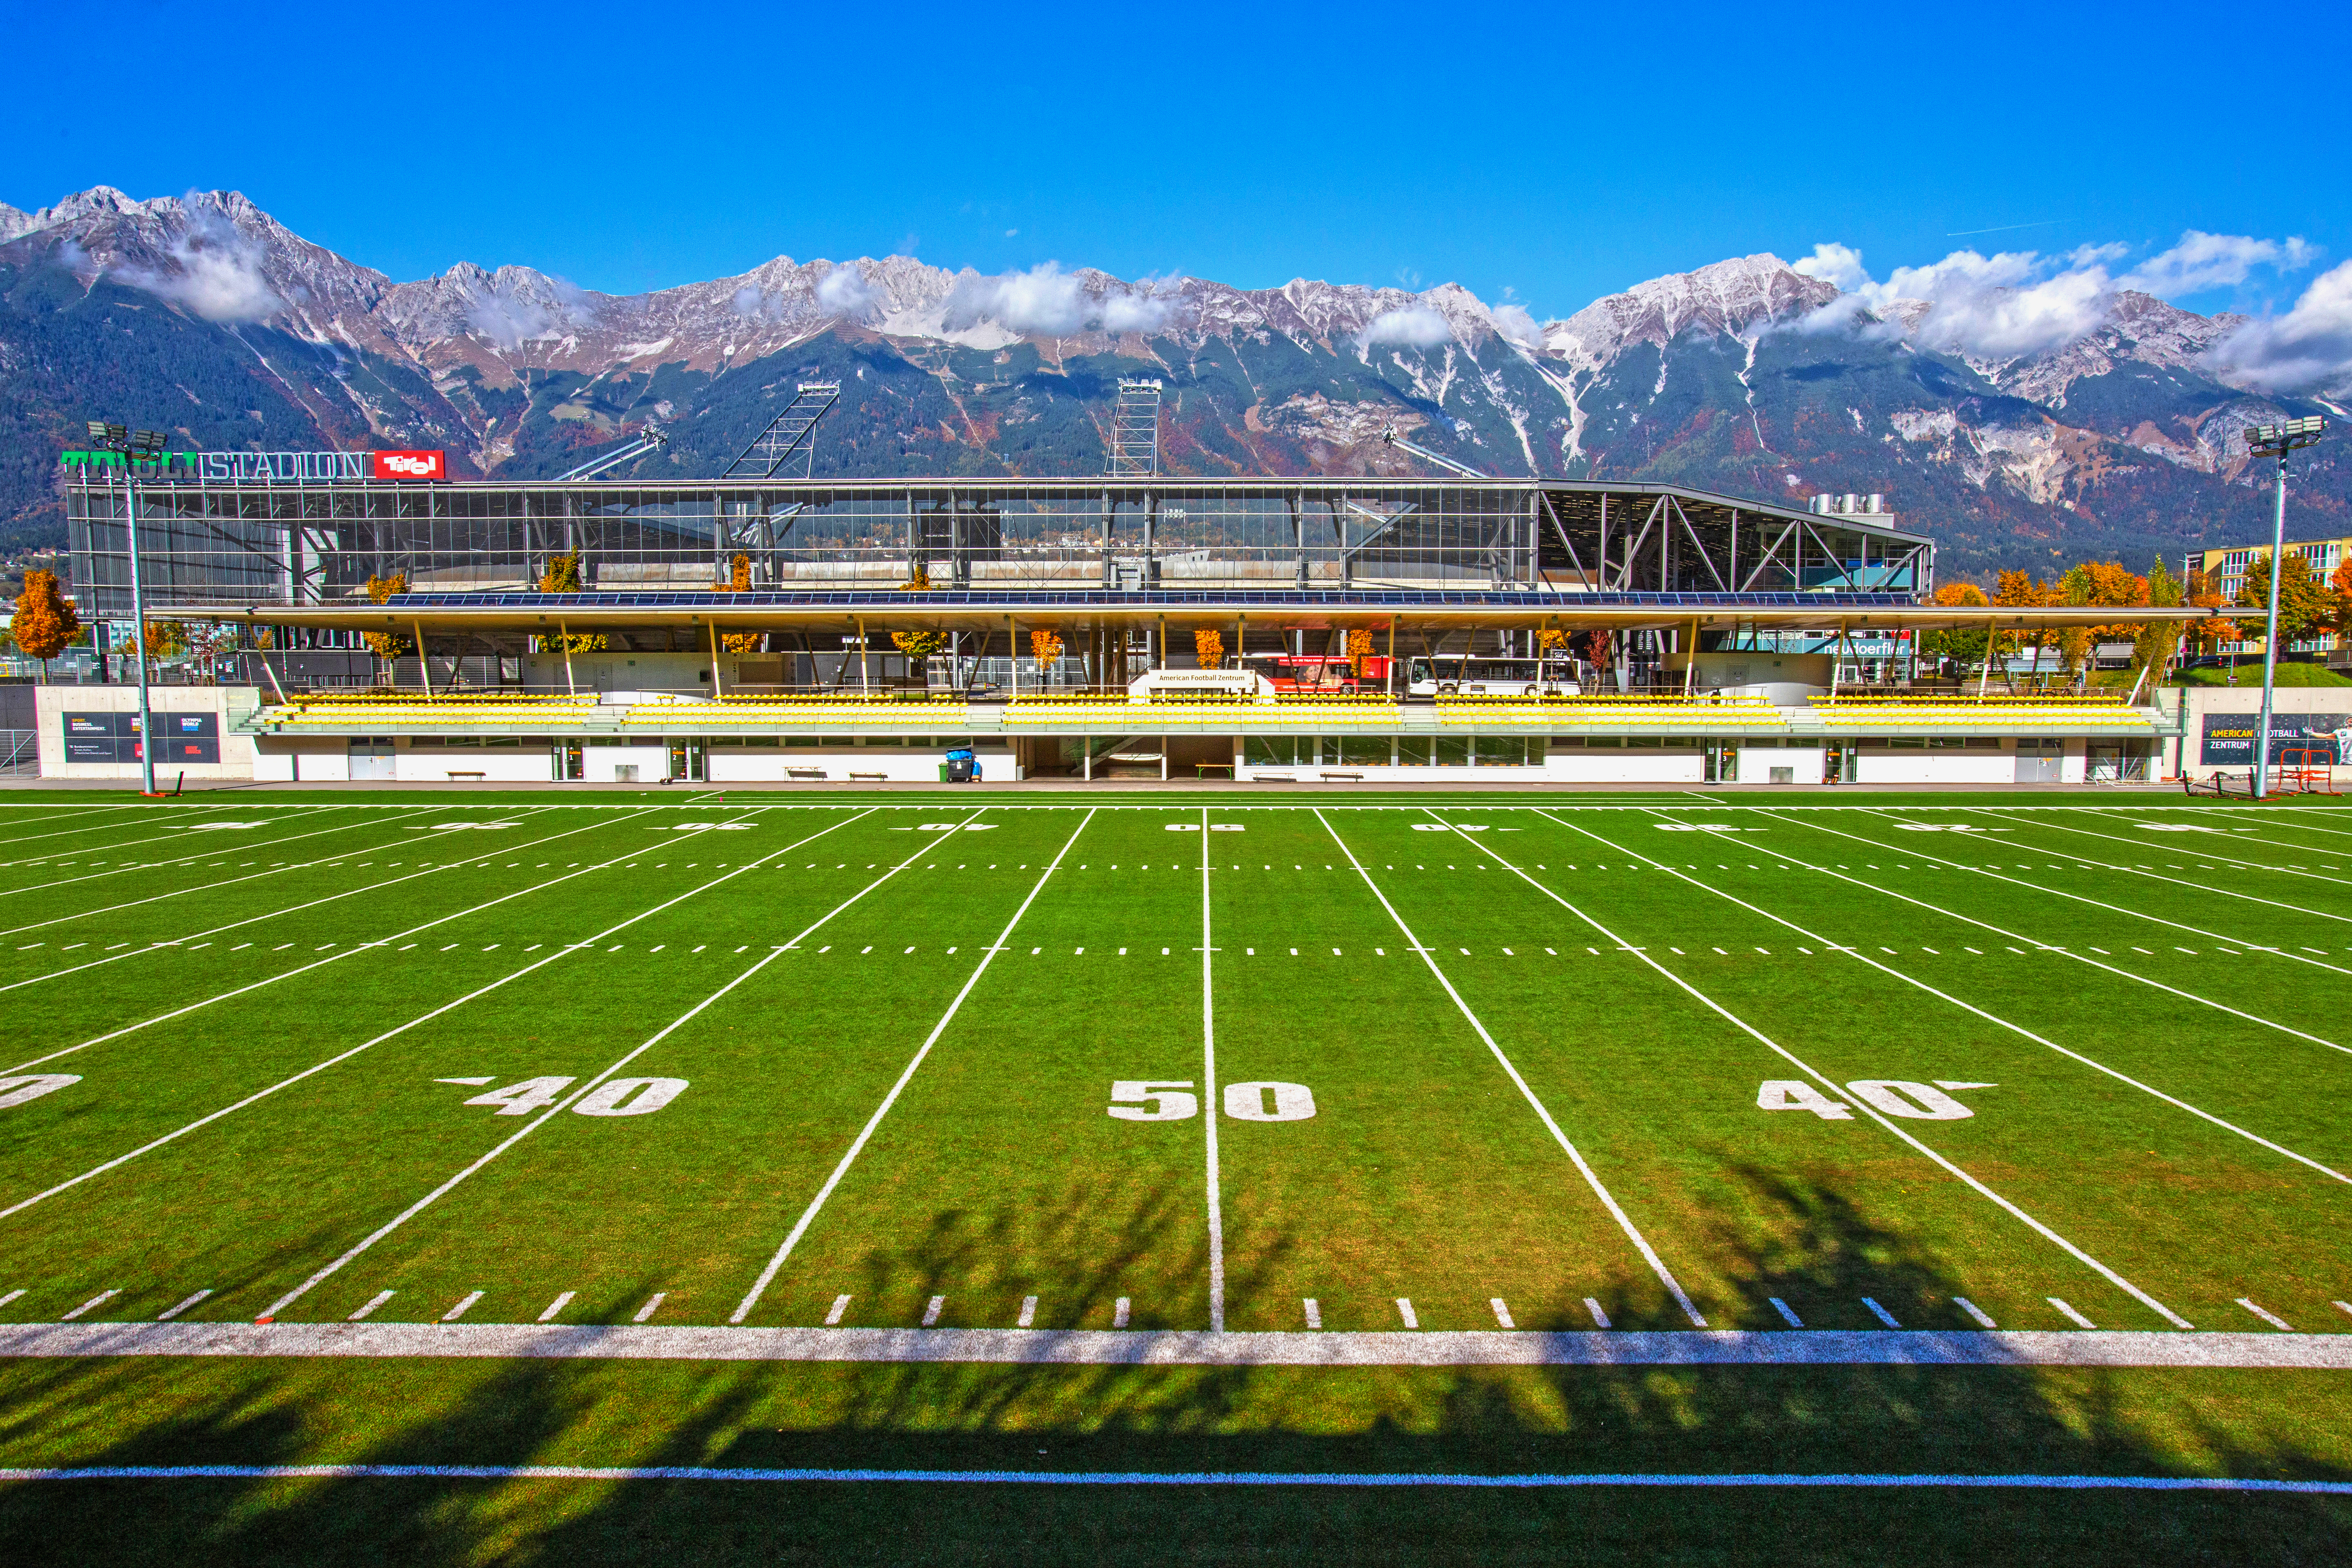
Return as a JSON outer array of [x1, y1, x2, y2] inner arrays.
[[372, 450, 446, 481]]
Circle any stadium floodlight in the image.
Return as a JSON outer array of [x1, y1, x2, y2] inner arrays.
[[2244, 415, 2330, 800], [85, 416, 168, 795]]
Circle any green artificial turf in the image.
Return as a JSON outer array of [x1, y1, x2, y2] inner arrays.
[[1, 790, 2350, 1561]]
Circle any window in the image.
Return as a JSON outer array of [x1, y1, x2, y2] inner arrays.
[[1434, 735, 1469, 767], [1341, 735, 1390, 766], [1244, 736, 1294, 766], [1396, 736, 1432, 765]]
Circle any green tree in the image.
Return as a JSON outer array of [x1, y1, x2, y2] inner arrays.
[[362, 573, 411, 660], [535, 554, 606, 653], [11, 569, 83, 684]]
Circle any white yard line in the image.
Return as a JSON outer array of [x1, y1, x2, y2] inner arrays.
[[1538, 809, 2352, 1187], [0, 807, 390, 899], [9, 1321, 2350, 1370], [1684, 812, 2352, 1058], [1474, 811, 2191, 1329], [0, 811, 876, 1218], [0, 807, 682, 1076], [0, 806, 163, 849], [1967, 808, 2352, 892], [1314, 808, 1707, 1328], [0, 808, 610, 997], [257, 944, 795, 1321], [1781, 810, 2352, 981], [1200, 806, 1226, 1334], [729, 809, 1098, 1325]]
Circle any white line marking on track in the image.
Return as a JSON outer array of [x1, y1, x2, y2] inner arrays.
[[1018, 1296, 1038, 1328], [2048, 1298, 2096, 1329], [1200, 808, 1226, 1333], [1321, 809, 1706, 1327], [1511, 810, 2192, 1328], [1114, 1298, 1131, 1328], [157, 1290, 212, 1322], [1303, 1299, 1322, 1330], [730, 809, 1095, 1326], [0, 1290, 21, 1311], [1396, 1298, 1419, 1329], [0, 813, 874, 1205], [1584, 1299, 1612, 1329], [1955, 1297, 1997, 1329], [1770, 1298, 1802, 1328], [258, 940, 799, 1323], [347, 1292, 394, 1321], [1863, 1297, 1901, 1328], [922, 1296, 944, 1327], [825, 1295, 851, 1326], [58, 1290, 118, 1321], [1491, 1298, 1514, 1329], [1543, 810, 2352, 1187], [441, 1292, 484, 1323], [2237, 1298, 2293, 1330], [633, 1294, 665, 1323], [537, 1293, 575, 1323]]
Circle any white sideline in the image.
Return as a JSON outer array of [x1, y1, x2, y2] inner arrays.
[[1199, 806, 1226, 1334], [0, 807, 675, 1077], [1466, 811, 2192, 1330], [1314, 808, 1708, 1328], [729, 808, 1099, 1325], [0, 805, 553, 942], [4, 1320, 2349, 1370], [0, 810, 875, 1221], [0, 806, 390, 900], [1542, 809, 2352, 1189]]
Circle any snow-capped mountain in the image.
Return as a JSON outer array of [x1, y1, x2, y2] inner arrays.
[[0, 186, 2341, 577]]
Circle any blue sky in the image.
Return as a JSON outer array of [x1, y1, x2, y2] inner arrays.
[[11, 0, 2345, 323]]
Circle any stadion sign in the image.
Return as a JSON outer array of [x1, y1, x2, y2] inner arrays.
[[58, 448, 448, 482]]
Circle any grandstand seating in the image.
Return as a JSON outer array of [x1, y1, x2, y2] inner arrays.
[[1434, 695, 1785, 728], [623, 698, 968, 727], [1808, 697, 2152, 729], [1004, 698, 1399, 726], [262, 695, 599, 729]]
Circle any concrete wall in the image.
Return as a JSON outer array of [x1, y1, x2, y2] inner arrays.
[[1737, 746, 1826, 785], [1853, 749, 2018, 785], [708, 746, 1019, 783], [38, 685, 259, 780]]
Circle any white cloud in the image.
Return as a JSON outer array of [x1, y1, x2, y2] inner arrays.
[[2203, 259, 2352, 394], [1792, 242, 1869, 294], [116, 196, 281, 323], [2121, 230, 2319, 297], [1358, 306, 1451, 349], [940, 262, 1180, 336], [1491, 303, 1542, 347], [814, 264, 882, 320]]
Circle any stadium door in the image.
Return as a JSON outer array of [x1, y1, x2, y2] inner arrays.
[[348, 738, 395, 780], [668, 740, 706, 782], [2015, 739, 2062, 782]]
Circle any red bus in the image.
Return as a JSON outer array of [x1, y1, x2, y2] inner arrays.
[[1239, 652, 1397, 693]]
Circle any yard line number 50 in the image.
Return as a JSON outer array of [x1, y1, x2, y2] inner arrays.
[[1109, 1080, 1315, 1122]]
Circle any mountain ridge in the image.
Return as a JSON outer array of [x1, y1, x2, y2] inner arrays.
[[0, 186, 2342, 580]]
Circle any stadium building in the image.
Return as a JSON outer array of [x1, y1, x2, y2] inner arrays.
[[47, 429, 2261, 788]]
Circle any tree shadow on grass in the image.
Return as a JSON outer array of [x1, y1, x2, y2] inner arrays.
[[2, 1168, 2349, 1566]]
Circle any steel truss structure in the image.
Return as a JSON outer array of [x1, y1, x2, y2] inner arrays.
[[67, 474, 1933, 618]]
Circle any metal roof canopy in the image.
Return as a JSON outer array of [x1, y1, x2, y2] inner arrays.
[[69, 472, 1937, 617]]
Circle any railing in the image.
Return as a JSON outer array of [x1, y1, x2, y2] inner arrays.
[[0, 730, 36, 775]]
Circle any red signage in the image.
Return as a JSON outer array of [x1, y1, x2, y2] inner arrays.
[[372, 450, 447, 481]]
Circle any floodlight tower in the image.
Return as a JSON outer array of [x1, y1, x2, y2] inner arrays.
[[87, 421, 169, 797], [2245, 415, 2329, 798], [1109, 379, 1162, 476]]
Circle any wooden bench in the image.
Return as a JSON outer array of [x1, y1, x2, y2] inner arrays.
[[849, 771, 889, 781], [786, 768, 827, 780], [1195, 762, 1236, 779], [1319, 771, 1365, 782], [444, 771, 487, 781]]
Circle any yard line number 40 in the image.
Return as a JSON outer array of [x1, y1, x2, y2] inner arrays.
[[1109, 1080, 1315, 1121]]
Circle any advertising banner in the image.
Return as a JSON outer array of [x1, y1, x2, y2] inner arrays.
[[2200, 711, 2352, 767], [371, 450, 447, 481], [60, 712, 219, 766]]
